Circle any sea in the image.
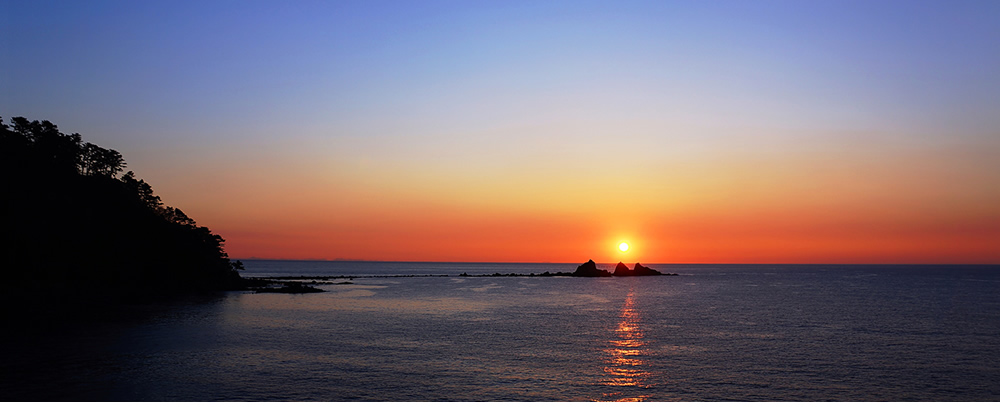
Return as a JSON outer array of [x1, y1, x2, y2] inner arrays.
[[2, 261, 999, 402]]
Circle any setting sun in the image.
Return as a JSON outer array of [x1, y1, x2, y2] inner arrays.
[[618, 242, 629, 252]]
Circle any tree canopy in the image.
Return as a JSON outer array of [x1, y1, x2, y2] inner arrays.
[[1, 116, 247, 316]]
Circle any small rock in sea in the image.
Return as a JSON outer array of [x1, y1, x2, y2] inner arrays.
[[573, 259, 612, 277], [254, 282, 324, 294], [614, 262, 630, 274], [613, 262, 663, 276]]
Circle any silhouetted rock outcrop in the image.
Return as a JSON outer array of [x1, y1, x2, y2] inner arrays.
[[573, 259, 612, 277], [613, 262, 664, 276], [614, 262, 630, 274], [633, 263, 663, 275]]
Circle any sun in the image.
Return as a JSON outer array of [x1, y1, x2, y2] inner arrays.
[[618, 242, 629, 252]]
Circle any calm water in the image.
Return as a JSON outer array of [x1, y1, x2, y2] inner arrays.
[[2, 262, 999, 401]]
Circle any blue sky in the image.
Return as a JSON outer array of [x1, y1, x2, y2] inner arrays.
[[5, 0, 998, 146]]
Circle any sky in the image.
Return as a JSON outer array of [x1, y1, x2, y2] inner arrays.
[[2, 0, 999, 263]]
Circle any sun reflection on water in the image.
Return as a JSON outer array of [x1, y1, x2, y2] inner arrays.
[[596, 288, 654, 402]]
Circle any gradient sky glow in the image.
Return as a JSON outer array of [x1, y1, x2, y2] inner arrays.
[[3, 0, 999, 263]]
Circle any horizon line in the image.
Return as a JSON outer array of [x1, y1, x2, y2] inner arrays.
[[235, 258, 1000, 266]]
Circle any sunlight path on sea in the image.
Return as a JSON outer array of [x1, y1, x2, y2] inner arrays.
[[596, 286, 656, 402]]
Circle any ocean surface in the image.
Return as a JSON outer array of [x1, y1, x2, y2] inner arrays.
[[3, 262, 999, 401]]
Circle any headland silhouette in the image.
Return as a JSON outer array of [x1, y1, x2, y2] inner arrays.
[[1, 116, 264, 324]]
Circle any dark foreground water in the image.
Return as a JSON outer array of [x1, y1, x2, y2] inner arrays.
[[2, 262, 999, 401]]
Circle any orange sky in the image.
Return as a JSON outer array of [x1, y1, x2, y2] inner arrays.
[[137, 133, 1000, 263]]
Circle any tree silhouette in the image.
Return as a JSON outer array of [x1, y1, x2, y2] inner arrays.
[[121, 170, 163, 209], [82, 142, 125, 177], [0, 115, 247, 320]]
